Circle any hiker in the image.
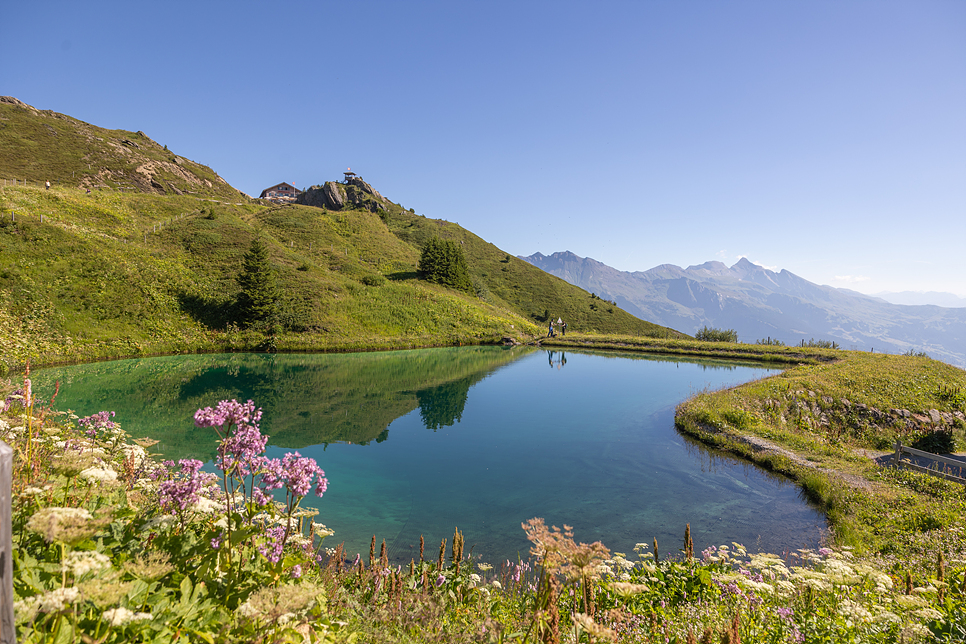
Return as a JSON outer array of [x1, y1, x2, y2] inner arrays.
[[45, 180, 50, 190], [562, 322, 567, 336], [548, 321, 554, 337]]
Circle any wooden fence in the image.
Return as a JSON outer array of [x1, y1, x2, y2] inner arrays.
[[892, 440, 966, 485], [1, 440, 14, 643]]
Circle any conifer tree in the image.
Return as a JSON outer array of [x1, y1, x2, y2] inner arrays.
[[417, 237, 473, 293], [237, 237, 278, 328]]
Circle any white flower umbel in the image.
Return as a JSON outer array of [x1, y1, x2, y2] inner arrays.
[[63, 551, 112, 577], [79, 466, 118, 483]]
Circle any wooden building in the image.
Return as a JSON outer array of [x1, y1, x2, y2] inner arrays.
[[259, 182, 301, 203]]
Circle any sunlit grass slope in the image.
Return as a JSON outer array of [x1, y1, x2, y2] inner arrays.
[[676, 351, 966, 562], [0, 185, 547, 371], [0, 97, 243, 200]]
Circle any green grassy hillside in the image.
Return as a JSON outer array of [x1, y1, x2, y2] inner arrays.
[[0, 98, 683, 372], [0, 184, 537, 371], [0, 97, 244, 200]]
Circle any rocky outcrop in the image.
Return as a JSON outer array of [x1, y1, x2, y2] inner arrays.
[[323, 182, 345, 208], [346, 177, 387, 204], [296, 181, 345, 209], [296, 178, 388, 213]]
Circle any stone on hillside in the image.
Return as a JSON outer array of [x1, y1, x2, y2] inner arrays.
[[929, 409, 941, 424], [323, 182, 345, 209]]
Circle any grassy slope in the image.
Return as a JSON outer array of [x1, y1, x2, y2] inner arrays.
[[0, 184, 545, 371], [0, 179, 685, 373], [378, 206, 679, 337], [675, 349, 966, 570], [0, 98, 242, 200], [0, 98, 687, 371]]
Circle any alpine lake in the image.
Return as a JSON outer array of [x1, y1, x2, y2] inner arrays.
[[31, 346, 828, 565]]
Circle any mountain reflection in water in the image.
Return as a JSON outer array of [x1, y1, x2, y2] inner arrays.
[[33, 347, 827, 564]]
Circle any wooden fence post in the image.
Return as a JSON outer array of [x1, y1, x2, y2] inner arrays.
[[1, 440, 15, 644]]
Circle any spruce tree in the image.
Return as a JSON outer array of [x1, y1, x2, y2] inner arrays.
[[237, 237, 278, 328], [417, 237, 473, 293]]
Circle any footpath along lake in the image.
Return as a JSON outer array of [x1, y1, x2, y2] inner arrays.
[[32, 346, 828, 564]]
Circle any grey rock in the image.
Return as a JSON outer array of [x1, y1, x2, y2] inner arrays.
[[323, 182, 345, 209], [929, 409, 942, 424]]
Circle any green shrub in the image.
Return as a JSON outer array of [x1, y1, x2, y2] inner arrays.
[[360, 274, 386, 287], [756, 336, 785, 346], [694, 326, 738, 343]]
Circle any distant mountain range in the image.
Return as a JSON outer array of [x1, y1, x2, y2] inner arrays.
[[520, 252, 966, 368]]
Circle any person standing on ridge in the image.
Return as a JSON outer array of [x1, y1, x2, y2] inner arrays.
[[45, 179, 50, 190]]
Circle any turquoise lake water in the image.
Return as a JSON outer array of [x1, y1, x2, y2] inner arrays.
[[32, 347, 828, 564]]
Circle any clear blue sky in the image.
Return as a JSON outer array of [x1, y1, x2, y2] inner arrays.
[[4, 1, 964, 296]]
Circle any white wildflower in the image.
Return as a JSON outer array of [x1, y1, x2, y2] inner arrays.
[[610, 582, 648, 597], [873, 611, 901, 625], [190, 496, 221, 514], [142, 515, 176, 531], [13, 597, 40, 623], [838, 599, 872, 623], [38, 586, 81, 612], [102, 607, 149, 626], [468, 573, 481, 587], [236, 600, 258, 619], [802, 577, 832, 592], [491, 580, 502, 589], [63, 551, 112, 577], [79, 466, 118, 483], [895, 595, 928, 609], [311, 522, 335, 538], [913, 607, 943, 621]]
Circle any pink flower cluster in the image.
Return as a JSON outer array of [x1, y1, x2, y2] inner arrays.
[[78, 411, 117, 438], [260, 452, 328, 499], [194, 399, 262, 437], [156, 459, 219, 513], [258, 526, 287, 563]]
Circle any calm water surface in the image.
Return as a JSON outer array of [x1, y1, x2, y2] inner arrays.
[[33, 347, 828, 564]]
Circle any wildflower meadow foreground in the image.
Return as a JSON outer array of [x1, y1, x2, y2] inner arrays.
[[3, 375, 966, 643]]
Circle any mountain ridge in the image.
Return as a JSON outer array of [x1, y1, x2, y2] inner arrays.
[[521, 251, 966, 367]]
